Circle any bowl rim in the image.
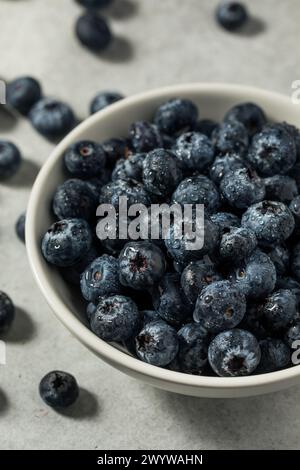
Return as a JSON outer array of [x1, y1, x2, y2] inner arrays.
[[26, 82, 300, 390]]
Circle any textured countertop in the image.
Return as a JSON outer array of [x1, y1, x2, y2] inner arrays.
[[0, 0, 300, 450]]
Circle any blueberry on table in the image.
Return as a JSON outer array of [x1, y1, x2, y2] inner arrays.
[[142, 149, 182, 197], [256, 338, 290, 373], [0, 141, 22, 180], [209, 153, 246, 185], [220, 167, 266, 209], [75, 0, 113, 8], [173, 132, 214, 172], [193, 280, 246, 333], [219, 227, 257, 264], [289, 195, 300, 228], [216, 2, 249, 31], [181, 260, 222, 305], [99, 178, 152, 208], [264, 175, 298, 203], [64, 140, 106, 178], [212, 121, 249, 156], [75, 13, 112, 52], [90, 295, 140, 342], [39, 371, 79, 408], [135, 320, 179, 367], [130, 121, 163, 153], [29, 98, 75, 139], [208, 329, 261, 377], [261, 289, 297, 332], [53, 179, 98, 220], [112, 153, 145, 182], [41, 218, 92, 267], [154, 98, 198, 136], [119, 241, 166, 290], [90, 91, 124, 115], [6, 76, 42, 115], [80, 254, 122, 302], [0, 291, 15, 334], [172, 175, 220, 213], [176, 323, 209, 375], [15, 212, 26, 243], [224, 102, 266, 137]]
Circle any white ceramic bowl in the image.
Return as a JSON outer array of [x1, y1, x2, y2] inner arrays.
[[26, 83, 300, 398]]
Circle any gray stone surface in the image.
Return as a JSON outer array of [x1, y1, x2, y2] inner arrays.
[[0, 0, 300, 450]]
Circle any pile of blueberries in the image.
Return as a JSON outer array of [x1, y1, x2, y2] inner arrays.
[[40, 96, 300, 378]]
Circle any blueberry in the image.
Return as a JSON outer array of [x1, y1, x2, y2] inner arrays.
[[291, 242, 300, 282], [176, 323, 209, 374], [212, 121, 249, 156], [216, 2, 248, 31], [142, 149, 182, 197], [209, 153, 246, 185], [15, 212, 26, 243], [86, 301, 97, 321], [154, 98, 198, 136], [285, 323, 300, 348], [172, 175, 220, 213], [61, 245, 99, 286], [289, 195, 300, 229], [53, 179, 97, 221], [6, 76, 42, 115], [256, 338, 290, 373], [98, 213, 129, 255], [242, 201, 295, 245], [220, 167, 265, 209], [230, 249, 276, 299], [102, 137, 131, 168], [90, 91, 124, 115], [208, 329, 260, 377], [41, 218, 92, 267], [239, 303, 268, 340], [75, 13, 112, 52], [279, 122, 300, 161], [152, 273, 192, 326], [119, 241, 166, 290], [142, 309, 161, 325], [264, 175, 298, 203], [0, 291, 15, 334], [75, 0, 113, 8], [135, 320, 179, 367], [247, 125, 297, 176], [90, 294, 140, 341], [99, 178, 152, 208], [0, 141, 21, 180], [29, 98, 75, 139], [64, 140, 106, 178], [289, 162, 300, 191], [276, 277, 300, 307], [80, 254, 122, 302], [210, 211, 240, 234], [219, 227, 257, 264], [130, 121, 163, 153], [112, 153, 145, 182], [266, 244, 290, 276], [224, 102, 266, 137], [39, 371, 79, 408], [193, 119, 218, 138], [261, 289, 297, 332], [86, 169, 111, 195], [181, 260, 222, 305], [173, 132, 214, 172]]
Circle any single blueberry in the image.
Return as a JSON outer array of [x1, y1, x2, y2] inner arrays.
[[224, 102, 266, 137], [29, 98, 75, 139], [64, 140, 106, 178], [0, 141, 22, 180], [99, 178, 152, 208], [256, 338, 290, 373], [142, 149, 182, 197], [276, 277, 300, 307], [176, 323, 209, 374], [112, 153, 146, 182], [219, 226, 257, 264], [80, 254, 122, 302], [130, 121, 163, 153], [154, 98, 198, 136], [261, 289, 297, 332], [220, 167, 266, 209], [75, 13, 112, 52], [265, 244, 290, 276], [264, 175, 298, 203], [0, 291, 15, 334], [6, 76, 42, 115], [216, 2, 248, 31], [209, 153, 246, 185], [53, 179, 98, 220], [172, 175, 220, 213], [173, 132, 214, 172], [210, 211, 240, 234], [284, 323, 300, 348], [39, 371, 79, 408], [181, 260, 222, 305], [90, 91, 124, 114], [212, 121, 249, 156], [15, 212, 26, 243]]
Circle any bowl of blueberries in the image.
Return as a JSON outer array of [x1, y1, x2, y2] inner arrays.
[[26, 83, 300, 398]]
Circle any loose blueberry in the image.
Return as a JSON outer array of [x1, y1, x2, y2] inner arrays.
[[224, 102, 266, 137], [6, 76, 42, 115], [29, 98, 75, 139], [0, 291, 15, 334], [219, 226, 257, 264], [256, 338, 290, 373], [53, 179, 97, 220], [64, 140, 106, 178], [212, 121, 248, 156], [220, 167, 266, 209], [181, 260, 222, 305], [216, 2, 248, 31], [173, 132, 214, 172], [80, 254, 122, 302], [15, 212, 26, 243], [75, 13, 112, 52], [176, 323, 209, 374], [142, 149, 182, 197], [0, 141, 22, 180], [130, 121, 163, 153], [39, 371, 79, 408], [154, 98, 198, 136], [90, 91, 124, 114], [172, 175, 220, 213]]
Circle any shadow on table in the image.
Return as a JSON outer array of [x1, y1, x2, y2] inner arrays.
[[107, 0, 139, 20], [98, 36, 134, 63], [0, 389, 9, 416], [237, 17, 266, 37], [57, 388, 100, 420], [2, 159, 40, 188], [0, 107, 17, 131], [4, 308, 36, 343]]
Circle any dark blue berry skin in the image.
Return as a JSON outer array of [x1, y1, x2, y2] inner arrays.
[[75, 13, 112, 52], [0, 141, 21, 180], [6, 76, 42, 115], [239, 303, 268, 340], [80, 254, 121, 302], [279, 122, 300, 161], [98, 213, 129, 255], [176, 323, 209, 374], [61, 245, 99, 286], [0, 291, 15, 334], [212, 121, 249, 156], [135, 320, 179, 367], [291, 242, 300, 282], [112, 153, 145, 182], [15, 212, 26, 243], [194, 280, 246, 333], [208, 329, 261, 377], [289, 195, 300, 230], [193, 119, 218, 138], [261, 289, 297, 332], [76, 0, 113, 8], [219, 227, 257, 264], [39, 371, 79, 408], [173, 132, 214, 172], [276, 277, 300, 307], [130, 121, 163, 153], [154, 98, 198, 136], [90, 295, 140, 342], [264, 175, 298, 203], [142, 149, 182, 197], [64, 140, 106, 178], [86, 169, 111, 195], [172, 175, 220, 213], [152, 273, 192, 326], [220, 167, 266, 210], [230, 249, 276, 299], [256, 338, 290, 373], [181, 260, 222, 305], [210, 212, 240, 234], [285, 323, 300, 348], [29, 98, 75, 139], [165, 216, 220, 266], [86, 302, 97, 321], [142, 309, 161, 325], [53, 179, 97, 221], [99, 178, 152, 208], [90, 91, 124, 115], [209, 153, 246, 185], [266, 244, 290, 276], [216, 2, 248, 31], [41, 218, 92, 267], [242, 201, 295, 246], [224, 102, 266, 137], [119, 241, 166, 290], [247, 125, 297, 176]]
